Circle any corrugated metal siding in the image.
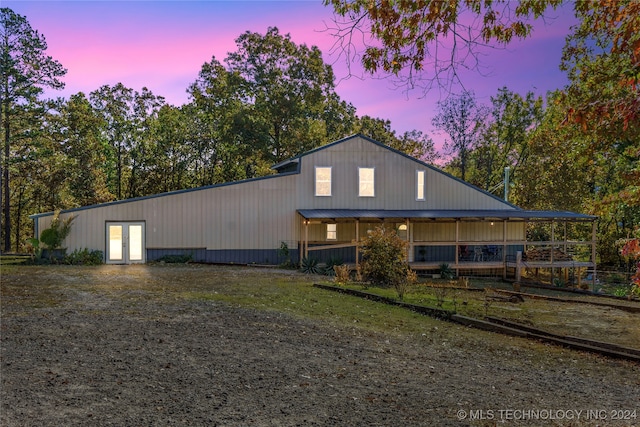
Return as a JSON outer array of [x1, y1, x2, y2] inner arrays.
[[297, 136, 514, 211], [33, 135, 530, 262], [37, 174, 300, 255]]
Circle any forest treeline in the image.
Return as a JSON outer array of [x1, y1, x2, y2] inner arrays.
[[1, 5, 638, 267]]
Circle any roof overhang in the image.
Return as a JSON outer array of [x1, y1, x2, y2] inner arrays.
[[297, 209, 597, 222]]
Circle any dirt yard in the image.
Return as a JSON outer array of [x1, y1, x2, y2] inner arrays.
[[1, 264, 639, 426]]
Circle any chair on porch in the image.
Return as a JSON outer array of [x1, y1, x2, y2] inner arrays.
[[473, 246, 484, 261]]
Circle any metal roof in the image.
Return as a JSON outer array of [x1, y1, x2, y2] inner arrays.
[[297, 209, 596, 221]]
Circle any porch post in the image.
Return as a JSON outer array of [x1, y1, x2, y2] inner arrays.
[[406, 218, 413, 263], [455, 219, 460, 276], [355, 219, 360, 268], [304, 220, 309, 260], [550, 219, 555, 284], [591, 220, 597, 290], [503, 219, 508, 280]]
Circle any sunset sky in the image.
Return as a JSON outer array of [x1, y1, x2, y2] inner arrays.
[[6, 1, 578, 150]]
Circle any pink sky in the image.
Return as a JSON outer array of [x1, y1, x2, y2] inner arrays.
[[6, 1, 577, 151]]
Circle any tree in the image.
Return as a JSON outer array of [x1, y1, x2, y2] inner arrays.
[[620, 235, 640, 291], [468, 87, 543, 193], [55, 93, 113, 206], [432, 90, 486, 180], [225, 27, 341, 164], [324, 0, 562, 93], [89, 84, 164, 200], [561, 0, 639, 140], [0, 7, 66, 252], [89, 84, 135, 200], [558, 0, 640, 265]]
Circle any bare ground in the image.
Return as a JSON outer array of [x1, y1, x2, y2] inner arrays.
[[1, 265, 639, 426]]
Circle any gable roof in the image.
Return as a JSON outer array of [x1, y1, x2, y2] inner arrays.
[[31, 133, 595, 221], [274, 133, 519, 210]]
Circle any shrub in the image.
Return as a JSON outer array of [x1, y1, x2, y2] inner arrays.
[[323, 256, 343, 276], [359, 226, 417, 299], [64, 248, 104, 265], [360, 226, 409, 288], [40, 211, 76, 250], [439, 263, 454, 279], [333, 264, 351, 284], [300, 257, 321, 275]]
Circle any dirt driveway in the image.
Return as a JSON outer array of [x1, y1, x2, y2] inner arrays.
[[1, 264, 639, 426]]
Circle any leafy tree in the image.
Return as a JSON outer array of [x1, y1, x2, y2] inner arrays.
[[512, 92, 589, 213], [89, 83, 135, 200], [127, 87, 164, 198], [225, 27, 340, 164], [558, 0, 639, 265], [397, 129, 440, 164], [144, 104, 192, 193], [55, 93, 113, 206], [89, 84, 164, 199], [468, 87, 543, 193], [432, 90, 486, 180], [187, 56, 261, 183], [324, 0, 562, 93], [0, 7, 66, 251], [620, 235, 640, 290], [561, 0, 639, 140]]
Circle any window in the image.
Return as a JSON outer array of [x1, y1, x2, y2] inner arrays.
[[416, 170, 425, 201], [327, 223, 337, 240], [358, 167, 375, 197], [315, 166, 332, 196]]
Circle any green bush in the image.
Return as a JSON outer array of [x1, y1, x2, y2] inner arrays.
[[64, 248, 103, 265], [439, 263, 454, 279], [40, 211, 75, 250], [323, 256, 343, 276], [360, 226, 409, 288]]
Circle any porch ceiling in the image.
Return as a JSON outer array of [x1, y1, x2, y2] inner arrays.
[[297, 209, 596, 221]]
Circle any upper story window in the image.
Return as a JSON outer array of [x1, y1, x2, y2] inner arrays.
[[416, 170, 425, 201], [326, 223, 337, 240], [315, 166, 332, 196], [358, 167, 375, 197]]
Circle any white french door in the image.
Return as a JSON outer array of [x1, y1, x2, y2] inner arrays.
[[106, 222, 145, 264]]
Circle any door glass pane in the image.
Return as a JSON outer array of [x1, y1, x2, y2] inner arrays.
[[109, 225, 123, 260], [129, 225, 143, 261]]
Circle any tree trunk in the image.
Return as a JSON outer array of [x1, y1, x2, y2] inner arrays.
[[3, 94, 10, 252]]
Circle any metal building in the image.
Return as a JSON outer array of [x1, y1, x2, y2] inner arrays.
[[30, 134, 596, 278]]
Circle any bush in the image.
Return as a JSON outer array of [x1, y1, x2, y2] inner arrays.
[[334, 264, 351, 284], [439, 263, 454, 279], [360, 226, 409, 288], [323, 257, 343, 276], [40, 211, 75, 250], [64, 248, 103, 265]]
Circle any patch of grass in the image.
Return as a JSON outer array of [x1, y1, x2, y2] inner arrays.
[[0, 255, 30, 265], [334, 280, 640, 348], [2, 264, 638, 352]]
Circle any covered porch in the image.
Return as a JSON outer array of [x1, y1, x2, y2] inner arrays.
[[297, 209, 597, 281]]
